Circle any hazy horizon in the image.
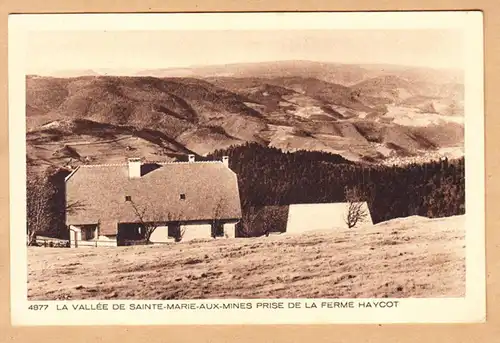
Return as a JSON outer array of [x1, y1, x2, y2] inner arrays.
[[26, 59, 464, 78], [25, 29, 464, 76]]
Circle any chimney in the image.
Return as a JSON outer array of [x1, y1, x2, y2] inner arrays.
[[188, 154, 195, 163], [128, 157, 142, 179], [222, 156, 229, 168]]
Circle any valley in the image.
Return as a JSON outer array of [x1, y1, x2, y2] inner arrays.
[[26, 61, 464, 169]]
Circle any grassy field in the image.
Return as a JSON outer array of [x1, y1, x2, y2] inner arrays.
[[27, 215, 465, 300]]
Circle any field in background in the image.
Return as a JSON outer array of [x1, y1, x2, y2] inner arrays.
[[27, 215, 465, 300]]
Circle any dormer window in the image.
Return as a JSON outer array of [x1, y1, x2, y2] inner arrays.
[[125, 196, 132, 202], [180, 193, 186, 200]]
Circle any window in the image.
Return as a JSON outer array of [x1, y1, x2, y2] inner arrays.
[[211, 221, 224, 238], [180, 193, 186, 200], [81, 227, 96, 241], [125, 196, 131, 202], [168, 222, 182, 241]]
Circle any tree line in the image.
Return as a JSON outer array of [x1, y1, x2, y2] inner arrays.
[[207, 143, 465, 225]]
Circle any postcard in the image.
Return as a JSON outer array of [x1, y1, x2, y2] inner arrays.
[[8, 11, 485, 325]]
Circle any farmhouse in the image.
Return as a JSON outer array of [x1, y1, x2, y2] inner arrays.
[[65, 155, 242, 247], [286, 202, 373, 234]]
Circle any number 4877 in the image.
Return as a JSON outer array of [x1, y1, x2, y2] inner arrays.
[[28, 304, 49, 310]]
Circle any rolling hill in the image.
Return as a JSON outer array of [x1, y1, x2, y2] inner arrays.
[[26, 61, 465, 169], [28, 215, 465, 300]]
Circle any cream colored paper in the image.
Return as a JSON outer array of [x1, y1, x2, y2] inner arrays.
[[8, 11, 485, 326]]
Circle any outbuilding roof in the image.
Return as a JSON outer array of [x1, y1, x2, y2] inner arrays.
[[65, 160, 242, 234]]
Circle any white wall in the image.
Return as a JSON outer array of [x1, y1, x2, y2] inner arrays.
[[69, 225, 81, 247], [181, 223, 212, 241], [150, 222, 237, 242], [71, 221, 237, 247], [69, 225, 117, 247], [286, 202, 373, 234], [223, 223, 236, 238], [97, 235, 118, 247], [150, 224, 213, 243], [149, 226, 176, 243]]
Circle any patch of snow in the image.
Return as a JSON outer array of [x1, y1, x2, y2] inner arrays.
[[329, 105, 351, 116], [287, 105, 326, 119], [385, 105, 464, 127], [243, 102, 266, 111], [437, 146, 464, 159], [374, 143, 393, 157], [381, 146, 464, 166], [41, 121, 61, 129], [374, 215, 430, 227]]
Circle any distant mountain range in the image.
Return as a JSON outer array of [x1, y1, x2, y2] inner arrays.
[[136, 60, 463, 87], [39, 60, 463, 86], [25, 60, 464, 168]]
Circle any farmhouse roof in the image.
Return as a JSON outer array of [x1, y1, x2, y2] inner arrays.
[[65, 160, 242, 234]]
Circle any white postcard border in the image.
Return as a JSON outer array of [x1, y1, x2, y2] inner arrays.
[[8, 11, 485, 326]]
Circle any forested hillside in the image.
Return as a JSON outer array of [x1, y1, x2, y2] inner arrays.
[[207, 143, 465, 225]]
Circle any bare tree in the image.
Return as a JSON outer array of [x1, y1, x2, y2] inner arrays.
[[238, 194, 262, 238], [238, 206, 280, 237], [238, 206, 260, 238], [178, 226, 187, 242], [65, 200, 86, 215], [26, 172, 55, 246], [128, 200, 177, 244], [344, 186, 369, 229], [211, 197, 227, 238]]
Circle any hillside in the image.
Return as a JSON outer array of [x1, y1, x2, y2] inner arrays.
[[27, 215, 465, 300], [26, 61, 464, 168], [352, 75, 420, 102]]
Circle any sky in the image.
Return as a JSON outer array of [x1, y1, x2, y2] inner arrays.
[[25, 29, 464, 75]]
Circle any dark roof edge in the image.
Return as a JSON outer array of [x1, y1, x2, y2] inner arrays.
[[66, 217, 242, 226], [76, 160, 225, 168]]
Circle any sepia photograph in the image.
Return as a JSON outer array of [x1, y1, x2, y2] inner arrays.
[[9, 12, 485, 325]]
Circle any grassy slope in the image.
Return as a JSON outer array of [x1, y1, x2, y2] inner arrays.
[[28, 215, 465, 300]]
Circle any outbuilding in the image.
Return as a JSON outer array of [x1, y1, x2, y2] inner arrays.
[[286, 202, 373, 234]]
